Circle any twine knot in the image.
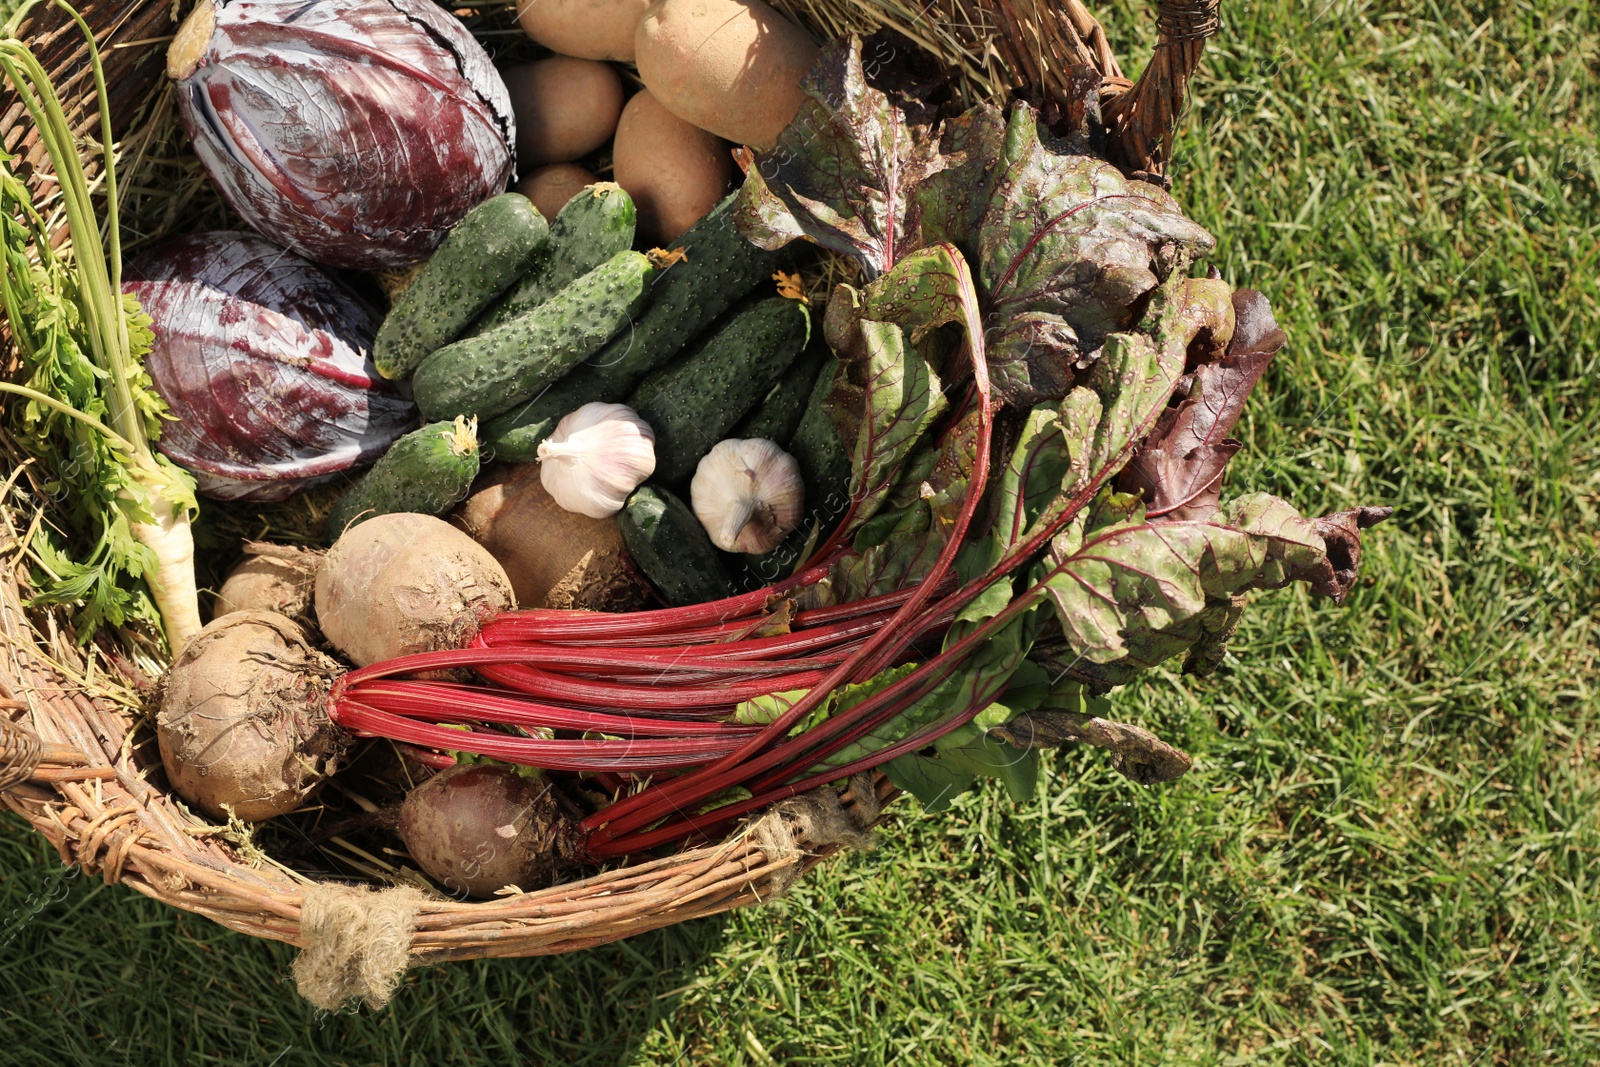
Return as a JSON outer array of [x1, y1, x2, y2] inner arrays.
[[292, 883, 425, 1011], [749, 775, 882, 897]]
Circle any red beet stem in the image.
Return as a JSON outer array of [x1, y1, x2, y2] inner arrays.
[[585, 665, 1013, 858], [330, 699, 745, 771], [470, 662, 830, 712], [480, 556, 839, 641], [345, 680, 763, 737]]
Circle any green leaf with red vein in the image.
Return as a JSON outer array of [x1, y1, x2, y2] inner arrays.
[[823, 285, 948, 535], [831, 405, 981, 600], [733, 34, 952, 276], [1118, 288, 1287, 520], [1040, 492, 1330, 678], [941, 105, 1215, 405]]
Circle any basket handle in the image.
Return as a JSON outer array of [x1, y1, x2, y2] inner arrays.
[[987, 0, 1219, 184], [1101, 0, 1221, 183]]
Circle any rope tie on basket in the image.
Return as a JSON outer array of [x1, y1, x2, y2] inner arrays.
[[749, 774, 881, 897], [292, 883, 425, 1012], [1155, 0, 1221, 43], [0, 716, 43, 793]]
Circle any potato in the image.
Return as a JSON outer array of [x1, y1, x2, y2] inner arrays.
[[635, 0, 818, 150], [502, 58, 624, 168], [517, 163, 598, 219], [516, 0, 652, 62], [453, 462, 651, 612], [612, 89, 733, 243]]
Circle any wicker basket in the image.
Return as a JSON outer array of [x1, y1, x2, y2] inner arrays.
[[0, 0, 1217, 1008]]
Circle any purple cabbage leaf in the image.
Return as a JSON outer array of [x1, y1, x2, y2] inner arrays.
[[125, 232, 418, 502]]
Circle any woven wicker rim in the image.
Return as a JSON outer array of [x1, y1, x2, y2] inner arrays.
[[0, 0, 1216, 975]]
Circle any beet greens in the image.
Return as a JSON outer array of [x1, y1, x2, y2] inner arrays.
[[328, 33, 1390, 862]]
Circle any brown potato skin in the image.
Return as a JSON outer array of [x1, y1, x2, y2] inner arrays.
[[516, 0, 652, 61], [635, 0, 818, 150], [314, 513, 515, 668], [453, 463, 651, 612], [612, 89, 733, 244], [157, 612, 342, 822], [517, 163, 598, 219], [502, 58, 624, 168]]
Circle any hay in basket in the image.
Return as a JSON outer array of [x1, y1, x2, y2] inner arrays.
[[0, 0, 1218, 1008]]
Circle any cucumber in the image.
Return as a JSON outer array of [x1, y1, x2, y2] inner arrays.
[[482, 370, 597, 462], [411, 251, 653, 423], [324, 417, 480, 543], [617, 486, 735, 606], [787, 356, 853, 520], [732, 341, 828, 447], [482, 195, 790, 456], [373, 193, 549, 379], [629, 297, 810, 486], [465, 183, 635, 338], [589, 193, 792, 383]]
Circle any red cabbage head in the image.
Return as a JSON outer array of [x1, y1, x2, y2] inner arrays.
[[169, 0, 516, 269], [125, 231, 419, 502]]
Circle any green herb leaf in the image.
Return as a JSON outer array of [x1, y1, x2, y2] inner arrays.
[[1, 7, 200, 646]]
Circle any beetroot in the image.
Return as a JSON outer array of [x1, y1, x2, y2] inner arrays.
[[398, 763, 578, 898], [314, 513, 515, 667], [158, 612, 345, 821], [125, 232, 417, 501], [169, 0, 515, 269]]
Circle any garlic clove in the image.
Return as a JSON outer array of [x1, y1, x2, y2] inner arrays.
[[537, 402, 656, 518], [690, 438, 804, 554]]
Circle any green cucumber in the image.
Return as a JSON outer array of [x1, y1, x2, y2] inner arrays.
[[373, 193, 549, 379], [589, 193, 791, 384], [734, 520, 818, 592], [411, 251, 653, 423], [482, 196, 791, 457], [617, 486, 734, 606], [629, 297, 810, 486], [788, 356, 853, 519], [466, 182, 635, 338], [324, 417, 480, 543], [483, 371, 597, 462], [732, 340, 828, 447]]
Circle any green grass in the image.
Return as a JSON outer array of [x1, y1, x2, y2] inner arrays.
[[4, 0, 1599, 1063]]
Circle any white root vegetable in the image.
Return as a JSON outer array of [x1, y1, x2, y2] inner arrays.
[[132, 507, 202, 645]]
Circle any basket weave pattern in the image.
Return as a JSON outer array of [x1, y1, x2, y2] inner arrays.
[[0, 0, 1214, 990]]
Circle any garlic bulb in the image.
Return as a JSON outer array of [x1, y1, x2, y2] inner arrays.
[[691, 439, 805, 553], [537, 403, 656, 518]]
